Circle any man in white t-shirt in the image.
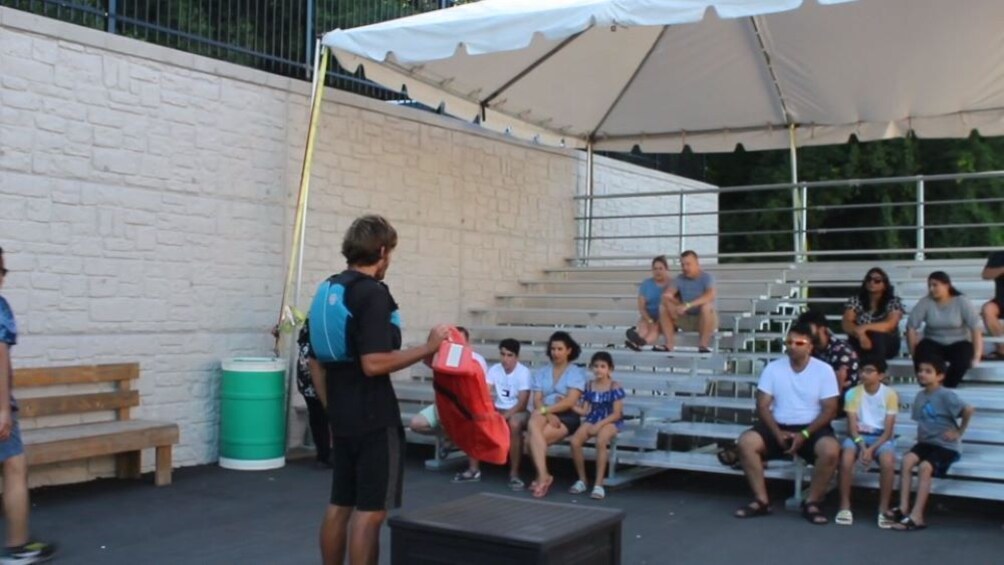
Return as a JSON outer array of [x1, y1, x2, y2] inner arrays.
[[733, 322, 841, 525], [452, 338, 532, 487]]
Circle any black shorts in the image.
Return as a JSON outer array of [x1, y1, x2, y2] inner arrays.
[[751, 422, 835, 464], [909, 443, 960, 478], [330, 426, 405, 511], [556, 411, 581, 436]]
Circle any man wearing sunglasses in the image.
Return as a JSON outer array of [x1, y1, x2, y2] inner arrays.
[[733, 322, 840, 525]]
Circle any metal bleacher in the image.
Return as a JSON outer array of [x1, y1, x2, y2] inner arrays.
[[395, 256, 1004, 500]]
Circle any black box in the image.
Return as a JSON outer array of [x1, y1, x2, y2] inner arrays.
[[389, 492, 625, 564]]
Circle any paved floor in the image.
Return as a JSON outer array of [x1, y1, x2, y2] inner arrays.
[[24, 447, 1004, 564]]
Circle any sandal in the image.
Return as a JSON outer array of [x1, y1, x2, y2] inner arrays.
[[882, 508, 904, 523], [877, 512, 897, 529], [508, 477, 525, 491], [625, 327, 646, 347], [652, 345, 671, 353], [801, 501, 829, 525], [835, 509, 853, 526], [893, 517, 927, 531], [590, 485, 606, 500], [568, 480, 587, 495], [452, 469, 481, 483], [624, 340, 642, 352], [734, 499, 772, 518], [532, 476, 553, 499], [717, 445, 740, 469]]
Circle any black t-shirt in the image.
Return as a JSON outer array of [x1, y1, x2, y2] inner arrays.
[[986, 251, 1004, 302], [323, 270, 403, 437]]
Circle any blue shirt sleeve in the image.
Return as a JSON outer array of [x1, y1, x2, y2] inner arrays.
[[566, 365, 587, 392], [530, 366, 545, 391], [0, 297, 16, 346]]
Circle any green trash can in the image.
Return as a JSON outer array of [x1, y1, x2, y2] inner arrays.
[[219, 357, 287, 470]]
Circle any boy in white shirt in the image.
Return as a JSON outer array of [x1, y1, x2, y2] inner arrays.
[[452, 339, 532, 487], [836, 357, 899, 528]]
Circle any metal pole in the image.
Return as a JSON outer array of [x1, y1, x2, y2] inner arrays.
[[916, 179, 926, 261], [305, 0, 316, 77], [788, 125, 804, 263], [583, 142, 595, 264], [678, 192, 686, 255], [107, 0, 118, 34]]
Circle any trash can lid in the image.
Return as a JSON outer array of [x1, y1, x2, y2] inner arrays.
[[221, 357, 286, 373]]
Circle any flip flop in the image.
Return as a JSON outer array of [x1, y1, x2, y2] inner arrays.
[[893, 517, 927, 531], [532, 476, 553, 498], [801, 501, 829, 525], [734, 499, 772, 518]]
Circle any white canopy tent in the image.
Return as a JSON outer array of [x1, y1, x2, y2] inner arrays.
[[279, 0, 1004, 328]]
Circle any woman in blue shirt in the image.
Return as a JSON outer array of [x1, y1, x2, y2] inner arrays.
[[626, 255, 673, 351], [526, 331, 587, 498]]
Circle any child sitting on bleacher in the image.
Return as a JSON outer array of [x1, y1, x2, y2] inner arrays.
[[568, 352, 625, 500], [887, 357, 974, 531], [836, 357, 899, 528]]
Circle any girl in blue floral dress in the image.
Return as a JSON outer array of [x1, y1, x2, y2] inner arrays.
[[568, 351, 625, 499]]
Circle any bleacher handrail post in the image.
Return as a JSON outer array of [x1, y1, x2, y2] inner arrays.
[[916, 178, 926, 261]]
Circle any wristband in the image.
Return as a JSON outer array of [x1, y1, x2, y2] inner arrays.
[[853, 436, 864, 445], [801, 429, 810, 439], [540, 406, 548, 415], [684, 302, 691, 309]]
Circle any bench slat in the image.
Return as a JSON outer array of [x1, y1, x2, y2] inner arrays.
[[14, 364, 139, 388], [23, 420, 179, 466], [19, 390, 139, 418]]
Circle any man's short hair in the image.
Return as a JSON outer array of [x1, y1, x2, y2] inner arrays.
[[456, 326, 470, 341], [680, 250, 699, 260], [788, 321, 815, 340], [499, 338, 520, 356], [341, 215, 398, 267], [796, 310, 829, 329]]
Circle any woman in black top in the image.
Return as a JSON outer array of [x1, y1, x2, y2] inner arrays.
[[841, 267, 905, 360]]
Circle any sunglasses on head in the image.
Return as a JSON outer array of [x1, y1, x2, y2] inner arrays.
[[785, 339, 810, 346]]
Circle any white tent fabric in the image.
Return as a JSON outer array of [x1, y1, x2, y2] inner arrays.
[[322, 0, 1004, 152]]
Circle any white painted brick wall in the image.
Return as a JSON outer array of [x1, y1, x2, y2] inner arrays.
[[0, 7, 717, 486]]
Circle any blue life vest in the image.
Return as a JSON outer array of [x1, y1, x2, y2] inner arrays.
[[309, 274, 362, 363]]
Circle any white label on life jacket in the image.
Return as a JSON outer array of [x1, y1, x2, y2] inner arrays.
[[446, 343, 464, 368]]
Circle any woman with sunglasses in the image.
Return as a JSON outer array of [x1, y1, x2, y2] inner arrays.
[[906, 271, 983, 388], [841, 268, 905, 360]]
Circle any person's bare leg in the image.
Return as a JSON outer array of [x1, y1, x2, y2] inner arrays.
[[736, 431, 769, 504], [838, 447, 856, 511], [698, 303, 717, 349], [2, 454, 29, 548], [467, 457, 480, 473], [907, 462, 934, 526], [637, 318, 659, 345], [527, 413, 550, 483], [982, 301, 1004, 355], [807, 437, 839, 503], [898, 452, 919, 515], [409, 414, 433, 435], [320, 504, 352, 565], [348, 510, 386, 565], [659, 298, 678, 349], [507, 413, 527, 479], [878, 451, 896, 513], [594, 425, 618, 487], [569, 425, 590, 484]]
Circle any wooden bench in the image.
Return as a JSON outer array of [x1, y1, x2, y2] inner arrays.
[[16, 363, 180, 486]]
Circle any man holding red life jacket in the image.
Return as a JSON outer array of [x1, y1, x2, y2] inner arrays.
[[310, 215, 450, 565]]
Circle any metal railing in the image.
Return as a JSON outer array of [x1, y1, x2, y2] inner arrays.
[[574, 170, 1004, 264], [2, 0, 454, 100]]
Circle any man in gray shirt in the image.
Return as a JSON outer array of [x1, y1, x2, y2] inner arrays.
[[660, 250, 717, 353]]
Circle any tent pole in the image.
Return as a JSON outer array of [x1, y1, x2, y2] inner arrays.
[[789, 125, 805, 264], [278, 45, 330, 453], [583, 142, 595, 264], [295, 38, 325, 311]]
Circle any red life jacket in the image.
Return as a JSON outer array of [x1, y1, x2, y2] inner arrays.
[[431, 328, 510, 464]]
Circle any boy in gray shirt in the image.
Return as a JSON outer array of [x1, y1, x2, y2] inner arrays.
[[889, 357, 974, 531]]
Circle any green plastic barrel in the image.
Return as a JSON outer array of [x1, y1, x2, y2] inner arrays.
[[219, 357, 287, 470]]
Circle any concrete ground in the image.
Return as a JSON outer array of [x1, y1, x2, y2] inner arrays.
[[23, 447, 1004, 564]]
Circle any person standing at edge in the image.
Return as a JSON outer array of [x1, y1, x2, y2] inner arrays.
[[311, 217, 450, 565], [0, 248, 56, 565]]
